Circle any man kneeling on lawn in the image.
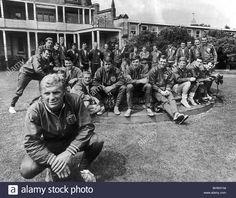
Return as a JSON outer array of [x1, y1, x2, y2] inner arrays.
[[148, 56, 189, 124], [20, 74, 104, 181]]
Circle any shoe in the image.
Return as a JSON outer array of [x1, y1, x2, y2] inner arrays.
[[97, 106, 105, 115], [173, 112, 184, 124], [114, 106, 120, 115], [178, 114, 189, 125], [181, 99, 191, 108], [206, 94, 212, 100], [45, 168, 53, 182], [146, 108, 155, 117], [188, 98, 198, 106], [124, 109, 132, 117], [9, 106, 16, 114], [80, 170, 96, 182]]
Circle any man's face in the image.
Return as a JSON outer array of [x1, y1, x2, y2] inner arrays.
[[181, 43, 186, 49], [41, 84, 64, 112], [83, 73, 92, 85], [46, 40, 53, 48], [59, 37, 64, 45], [42, 50, 51, 60], [142, 47, 146, 52], [115, 44, 119, 49], [82, 44, 87, 49], [194, 39, 200, 46], [159, 58, 167, 69], [65, 60, 73, 69], [201, 38, 207, 45], [132, 59, 140, 69], [179, 60, 187, 69], [134, 47, 138, 52], [196, 59, 202, 67], [104, 61, 112, 71], [54, 44, 59, 51], [104, 44, 108, 50], [93, 43, 98, 49], [72, 45, 77, 50], [153, 46, 157, 51], [187, 42, 192, 48]]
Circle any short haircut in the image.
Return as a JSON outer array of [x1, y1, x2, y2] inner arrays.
[[64, 56, 72, 61], [132, 55, 140, 61], [72, 43, 77, 46], [82, 71, 92, 77], [40, 74, 65, 92], [41, 48, 51, 53], [45, 37, 53, 42], [160, 55, 167, 60]]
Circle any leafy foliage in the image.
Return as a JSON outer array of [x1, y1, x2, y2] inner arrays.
[[127, 27, 194, 53]]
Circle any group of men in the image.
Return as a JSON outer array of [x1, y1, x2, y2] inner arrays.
[[8, 35, 220, 181]]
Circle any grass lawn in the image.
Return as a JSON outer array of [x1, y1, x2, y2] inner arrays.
[[0, 71, 236, 182]]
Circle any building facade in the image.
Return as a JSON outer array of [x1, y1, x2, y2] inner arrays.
[[0, 0, 121, 69]]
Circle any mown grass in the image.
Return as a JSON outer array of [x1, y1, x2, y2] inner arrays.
[[0, 71, 236, 182]]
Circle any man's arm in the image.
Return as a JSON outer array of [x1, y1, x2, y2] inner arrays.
[[32, 56, 47, 77], [66, 97, 95, 155], [24, 107, 57, 166]]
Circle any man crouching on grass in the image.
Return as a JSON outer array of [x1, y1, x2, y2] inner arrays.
[[20, 74, 104, 182]]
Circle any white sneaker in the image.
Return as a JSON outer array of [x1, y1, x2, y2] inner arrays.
[[9, 107, 16, 114], [80, 170, 96, 182]]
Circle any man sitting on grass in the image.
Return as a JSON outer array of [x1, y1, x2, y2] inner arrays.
[[20, 74, 104, 181], [91, 57, 126, 115], [148, 56, 189, 124], [124, 55, 154, 117], [71, 71, 101, 115]]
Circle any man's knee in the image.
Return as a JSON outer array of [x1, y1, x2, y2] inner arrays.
[[144, 83, 152, 91], [20, 155, 45, 179], [126, 84, 134, 92], [89, 134, 103, 146], [119, 85, 126, 91], [183, 81, 191, 87]]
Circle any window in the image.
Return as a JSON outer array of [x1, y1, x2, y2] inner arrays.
[[85, 9, 89, 24], [130, 25, 137, 36], [151, 26, 158, 33], [18, 38, 24, 53], [196, 30, 200, 38], [187, 29, 192, 36], [141, 25, 148, 31], [37, 9, 55, 22]]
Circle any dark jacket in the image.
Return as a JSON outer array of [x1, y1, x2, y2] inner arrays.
[[20, 54, 52, 77], [94, 66, 124, 88], [24, 93, 94, 165], [148, 66, 175, 92]]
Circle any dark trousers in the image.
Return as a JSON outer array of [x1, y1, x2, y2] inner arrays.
[[20, 133, 103, 179], [126, 83, 152, 109], [11, 72, 43, 107], [91, 63, 101, 77], [93, 85, 126, 108], [153, 91, 178, 118], [81, 63, 89, 72]]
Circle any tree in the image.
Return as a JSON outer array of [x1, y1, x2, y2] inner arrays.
[[126, 27, 194, 53], [156, 26, 194, 51], [225, 25, 230, 29]]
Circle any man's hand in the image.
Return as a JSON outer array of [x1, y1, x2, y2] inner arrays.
[[136, 78, 147, 84], [189, 77, 196, 82], [68, 78, 78, 85], [160, 90, 170, 96], [51, 151, 72, 174], [104, 86, 114, 93], [56, 165, 71, 179]]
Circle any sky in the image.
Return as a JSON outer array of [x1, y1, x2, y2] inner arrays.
[[93, 0, 236, 29]]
